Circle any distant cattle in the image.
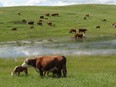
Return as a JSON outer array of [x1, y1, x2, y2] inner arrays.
[[39, 20, 43, 22], [112, 23, 116, 28], [51, 13, 59, 16], [78, 29, 87, 33], [30, 26, 34, 29], [27, 21, 34, 25], [40, 16, 44, 19], [21, 55, 67, 77], [101, 19, 106, 22], [11, 66, 28, 76], [75, 33, 85, 39], [96, 26, 100, 29], [11, 28, 17, 31], [83, 17, 87, 20], [22, 19, 27, 24], [69, 29, 77, 33], [47, 22, 52, 26], [37, 22, 42, 26], [18, 12, 21, 15], [45, 13, 50, 16], [85, 14, 90, 17]]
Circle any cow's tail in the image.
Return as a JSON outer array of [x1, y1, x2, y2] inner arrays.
[[61, 56, 67, 77]]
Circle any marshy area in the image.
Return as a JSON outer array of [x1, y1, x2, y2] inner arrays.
[[0, 39, 116, 58]]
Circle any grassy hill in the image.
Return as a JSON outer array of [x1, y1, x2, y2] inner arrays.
[[0, 4, 116, 42]]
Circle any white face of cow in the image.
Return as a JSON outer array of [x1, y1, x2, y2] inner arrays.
[[21, 59, 30, 67]]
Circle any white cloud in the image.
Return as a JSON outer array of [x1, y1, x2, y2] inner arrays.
[[0, 0, 116, 7]]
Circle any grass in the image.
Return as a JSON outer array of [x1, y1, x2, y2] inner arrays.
[[0, 4, 116, 42], [0, 55, 116, 87]]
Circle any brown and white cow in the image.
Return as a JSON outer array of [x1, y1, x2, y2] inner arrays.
[[75, 33, 85, 39], [21, 55, 67, 78], [11, 66, 28, 76], [78, 29, 87, 33], [69, 29, 77, 33]]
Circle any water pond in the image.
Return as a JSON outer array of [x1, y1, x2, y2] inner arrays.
[[0, 39, 116, 58]]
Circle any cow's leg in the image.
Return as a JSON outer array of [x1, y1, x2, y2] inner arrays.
[[38, 68, 43, 77], [24, 69, 28, 75], [57, 69, 61, 78], [18, 72, 20, 76], [62, 67, 67, 77]]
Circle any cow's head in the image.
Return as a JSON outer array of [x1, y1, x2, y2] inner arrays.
[[21, 58, 37, 67]]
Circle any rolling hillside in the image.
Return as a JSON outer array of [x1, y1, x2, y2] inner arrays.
[[0, 4, 116, 42]]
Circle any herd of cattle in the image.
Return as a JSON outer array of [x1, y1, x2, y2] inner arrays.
[[69, 14, 116, 39], [11, 55, 67, 78], [11, 12, 116, 40], [11, 12, 59, 31]]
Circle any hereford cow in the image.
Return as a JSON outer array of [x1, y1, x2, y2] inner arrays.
[[112, 23, 116, 28], [40, 16, 44, 19], [96, 26, 100, 29], [11, 28, 17, 31], [45, 13, 50, 16], [21, 56, 67, 78], [86, 14, 90, 17], [51, 13, 59, 16], [47, 22, 52, 26], [37, 22, 42, 26], [83, 17, 87, 20], [27, 21, 34, 25], [22, 19, 27, 24], [78, 29, 87, 33], [11, 66, 28, 76], [69, 29, 77, 33], [75, 33, 85, 39]]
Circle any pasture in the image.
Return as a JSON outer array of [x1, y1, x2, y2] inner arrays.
[[0, 55, 116, 87], [0, 4, 116, 42], [0, 4, 116, 87]]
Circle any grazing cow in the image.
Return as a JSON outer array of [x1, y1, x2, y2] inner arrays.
[[47, 22, 52, 26], [40, 16, 44, 19], [83, 17, 86, 20], [37, 22, 42, 26], [27, 21, 34, 25], [75, 33, 85, 39], [22, 19, 27, 24], [86, 14, 90, 17], [45, 13, 50, 16], [101, 19, 106, 22], [51, 13, 59, 16], [39, 20, 43, 22], [21, 55, 67, 78], [78, 29, 87, 33], [96, 26, 100, 29], [112, 23, 116, 28], [69, 29, 77, 33], [11, 28, 17, 31], [18, 12, 21, 15], [30, 26, 34, 29], [11, 66, 28, 76]]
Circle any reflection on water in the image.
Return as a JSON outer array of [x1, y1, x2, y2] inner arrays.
[[0, 39, 116, 58]]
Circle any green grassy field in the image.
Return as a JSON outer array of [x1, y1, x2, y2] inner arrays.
[[0, 4, 116, 87], [0, 4, 116, 42], [0, 55, 116, 87]]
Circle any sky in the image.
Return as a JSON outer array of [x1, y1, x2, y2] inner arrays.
[[0, 0, 116, 7]]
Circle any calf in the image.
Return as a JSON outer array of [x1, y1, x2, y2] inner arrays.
[[11, 66, 28, 76]]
